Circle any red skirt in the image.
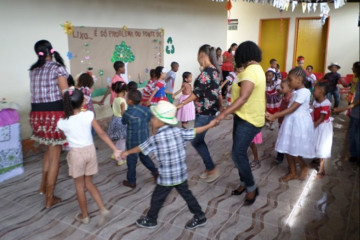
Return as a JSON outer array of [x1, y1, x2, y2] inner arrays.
[[29, 111, 66, 145]]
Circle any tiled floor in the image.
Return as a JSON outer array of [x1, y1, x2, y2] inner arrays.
[[0, 113, 358, 240]]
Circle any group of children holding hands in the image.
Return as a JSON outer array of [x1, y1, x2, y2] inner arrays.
[[56, 53, 359, 230]]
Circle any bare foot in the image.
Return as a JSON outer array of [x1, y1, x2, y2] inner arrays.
[[281, 173, 298, 182]]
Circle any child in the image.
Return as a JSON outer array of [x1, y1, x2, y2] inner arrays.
[[121, 90, 158, 188], [275, 79, 293, 164], [313, 82, 333, 177], [127, 81, 138, 91], [165, 62, 179, 103], [172, 72, 195, 128], [147, 66, 170, 106], [306, 65, 317, 84], [266, 67, 315, 182], [67, 74, 75, 87], [265, 68, 282, 130], [220, 66, 243, 106], [100, 61, 125, 105], [321, 63, 342, 108], [107, 82, 128, 165], [249, 132, 262, 169], [270, 59, 282, 80], [57, 88, 121, 225], [141, 69, 157, 106], [121, 101, 216, 229], [77, 73, 101, 113]]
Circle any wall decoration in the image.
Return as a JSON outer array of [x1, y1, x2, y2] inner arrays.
[[61, 21, 74, 35], [68, 26, 164, 90], [165, 37, 175, 54]]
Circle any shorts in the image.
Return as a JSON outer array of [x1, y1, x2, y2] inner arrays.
[[66, 144, 98, 178]]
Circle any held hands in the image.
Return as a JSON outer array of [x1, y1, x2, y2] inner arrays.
[[176, 102, 185, 109], [120, 150, 129, 160], [215, 111, 227, 125], [113, 149, 122, 161], [265, 112, 275, 122]]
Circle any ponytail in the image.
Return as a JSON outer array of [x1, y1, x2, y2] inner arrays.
[[29, 40, 65, 71], [63, 92, 74, 119], [53, 51, 65, 68], [198, 44, 220, 73], [62, 88, 84, 119]]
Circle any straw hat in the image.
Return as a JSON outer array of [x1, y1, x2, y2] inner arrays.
[[328, 62, 341, 70], [150, 100, 178, 125]]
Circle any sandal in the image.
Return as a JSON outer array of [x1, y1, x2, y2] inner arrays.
[[75, 213, 90, 224], [316, 172, 326, 178]]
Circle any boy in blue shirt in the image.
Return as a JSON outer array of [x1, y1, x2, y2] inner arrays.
[[121, 101, 216, 229], [121, 90, 158, 188]]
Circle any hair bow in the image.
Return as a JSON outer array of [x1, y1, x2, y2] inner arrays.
[[63, 86, 75, 95], [50, 49, 55, 54], [38, 52, 44, 56]]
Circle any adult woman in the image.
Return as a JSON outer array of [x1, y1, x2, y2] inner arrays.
[[177, 44, 221, 183], [216, 41, 265, 205], [29, 40, 69, 208], [221, 43, 237, 97]]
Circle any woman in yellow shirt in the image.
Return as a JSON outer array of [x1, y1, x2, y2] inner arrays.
[[216, 41, 265, 206]]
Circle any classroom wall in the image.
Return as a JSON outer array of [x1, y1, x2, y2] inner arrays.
[[0, 0, 227, 139], [227, 2, 359, 75]]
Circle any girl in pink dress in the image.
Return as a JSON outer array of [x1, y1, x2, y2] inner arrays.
[[173, 72, 195, 128]]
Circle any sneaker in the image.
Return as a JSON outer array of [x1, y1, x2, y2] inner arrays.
[[136, 216, 158, 229], [199, 170, 208, 179], [98, 208, 110, 226], [74, 213, 90, 224], [185, 216, 207, 229], [204, 168, 220, 183]]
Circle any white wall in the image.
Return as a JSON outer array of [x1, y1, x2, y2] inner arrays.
[[0, 0, 227, 139], [227, 2, 359, 75]]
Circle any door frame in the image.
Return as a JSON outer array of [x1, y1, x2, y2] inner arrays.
[[293, 17, 330, 73], [258, 18, 290, 71]]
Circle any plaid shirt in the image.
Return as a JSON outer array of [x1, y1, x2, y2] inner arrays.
[[30, 61, 68, 103], [140, 125, 196, 186], [122, 104, 152, 149]]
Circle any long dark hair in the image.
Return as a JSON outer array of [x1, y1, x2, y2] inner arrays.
[[30, 40, 65, 70], [198, 44, 220, 72], [228, 43, 237, 53], [63, 88, 84, 119]]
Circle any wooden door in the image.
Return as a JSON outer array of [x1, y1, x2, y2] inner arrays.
[[294, 18, 329, 73], [259, 18, 290, 72]]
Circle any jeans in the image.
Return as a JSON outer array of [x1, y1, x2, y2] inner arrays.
[[147, 180, 205, 221], [126, 152, 157, 184], [191, 114, 216, 171], [232, 115, 261, 192], [349, 116, 360, 159], [327, 89, 340, 108]]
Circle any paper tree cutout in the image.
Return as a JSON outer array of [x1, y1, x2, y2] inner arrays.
[[111, 41, 135, 63]]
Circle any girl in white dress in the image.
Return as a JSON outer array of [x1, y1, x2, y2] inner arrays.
[[313, 82, 333, 177], [266, 67, 315, 182]]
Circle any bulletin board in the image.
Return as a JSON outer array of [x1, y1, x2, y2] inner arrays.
[[67, 26, 164, 94]]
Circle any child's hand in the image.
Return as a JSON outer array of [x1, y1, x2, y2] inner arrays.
[[176, 102, 185, 109], [121, 151, 129, 160], [265, 112, 275, 122], [146, 100, 151, 106], [209, 119, 217, 128], [113, 150, 122, 160], [172, 94, 176, 100]]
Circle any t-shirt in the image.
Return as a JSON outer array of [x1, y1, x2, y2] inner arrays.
[[165, 70, 176, 93], [221, 51, 233, 72], [112, 97, 127, 117], [109, 74, 125, 105], [231, 64, 266, 127], [323, 72, 341, 92], [57, 111, 94, 148]]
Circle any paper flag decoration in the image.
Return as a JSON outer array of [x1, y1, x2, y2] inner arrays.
[[67, 51, 74, 60], [62, 21, 74, 35]]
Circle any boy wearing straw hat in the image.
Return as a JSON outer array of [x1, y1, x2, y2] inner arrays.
[[121, 100, 216, 230], [322, 63, 342, 108]]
